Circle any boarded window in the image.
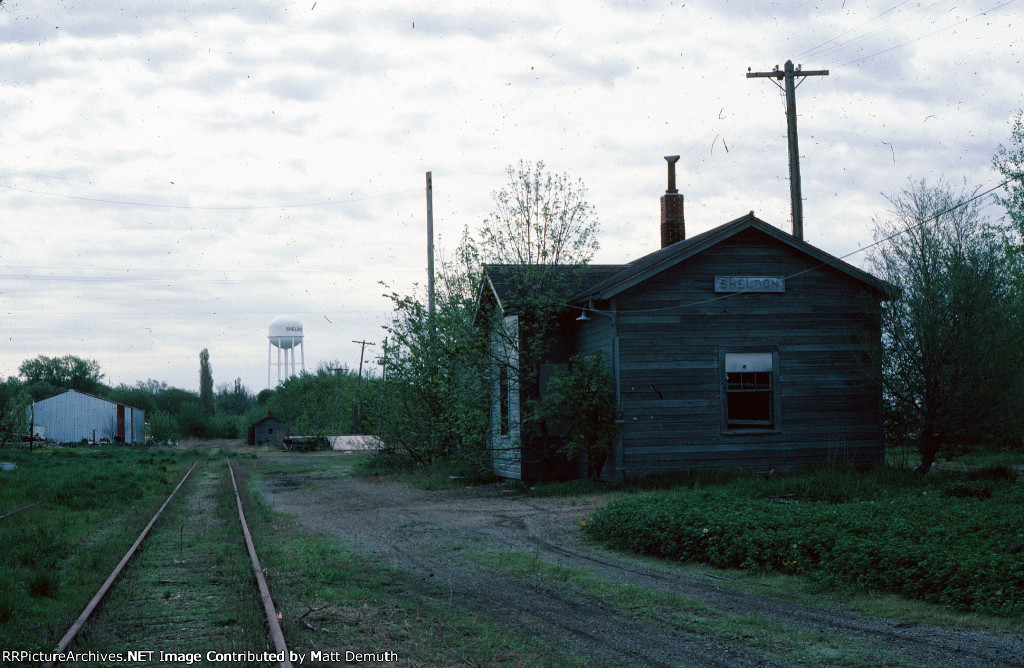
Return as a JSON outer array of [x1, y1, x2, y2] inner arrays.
[[725, 353, 774, 429], [499, 365, 510, 436]]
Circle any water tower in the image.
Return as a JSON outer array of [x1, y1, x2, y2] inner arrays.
[[268, 316, 305, 387]]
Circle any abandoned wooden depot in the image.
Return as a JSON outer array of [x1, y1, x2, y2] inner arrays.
[[477, 157, 895, 482]]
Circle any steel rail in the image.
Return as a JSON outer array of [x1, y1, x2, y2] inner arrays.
[[0, 501, 38, 521], [44, 459, 200, 668], [227, 459, 293, 668]]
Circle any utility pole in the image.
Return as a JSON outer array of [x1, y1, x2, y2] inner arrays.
[[747, 59, 828, 241], [352, 340, 375, 432], [426, 171, 435, 322], [326, 365, 344, 431]]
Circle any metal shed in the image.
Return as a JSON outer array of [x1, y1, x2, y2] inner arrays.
[[30, 389, 146, 444]]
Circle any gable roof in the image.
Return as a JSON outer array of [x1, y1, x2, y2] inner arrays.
[[254, 415, 285, 426], [475, 213, 894, 320], [32, 388, 147, 412], [572, 213, 895, 302], [479, 263, 624, 317]]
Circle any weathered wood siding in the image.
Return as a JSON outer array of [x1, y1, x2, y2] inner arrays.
[[608, 229, 885, 476], [573, 303, 622, 479], [490, 314, 522, 479], [251, 417, 286, 446]]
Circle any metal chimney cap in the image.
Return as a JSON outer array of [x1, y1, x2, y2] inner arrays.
[[664, 156, 681, 194]]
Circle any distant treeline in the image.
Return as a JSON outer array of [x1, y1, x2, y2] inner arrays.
[[0, 354, 380, 446]]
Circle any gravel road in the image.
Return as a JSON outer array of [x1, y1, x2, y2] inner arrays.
[[255, 453, 1024, 667]]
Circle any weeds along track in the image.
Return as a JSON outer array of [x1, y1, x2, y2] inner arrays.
[[47, 459, 291, 668]]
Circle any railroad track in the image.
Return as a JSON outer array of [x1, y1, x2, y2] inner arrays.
[[41, 459, 292, 668]]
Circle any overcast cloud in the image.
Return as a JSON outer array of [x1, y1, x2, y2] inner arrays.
[[1, 0, 1021, 394]]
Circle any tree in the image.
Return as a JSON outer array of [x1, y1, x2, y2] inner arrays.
[[477, 161, 601, 471], [377, 279, 488, 466], [256, 364, 369, 437], [531, 352, 617, 480], [374, 160, 601, 475], [104, 385, 157, 414], [216, 378, 253, 416], [479, 159, 599, 267], [994, 110, 1024, 234], [0, 378, 31, 448], [147, 410, 179, 443], [869, 179, 1024, 474], [153, 387, 199, 415], [178, 400, 212, 438], [199, 349, 214, 415], [18, 355, 104, 399], [136, 378, 170, 395]]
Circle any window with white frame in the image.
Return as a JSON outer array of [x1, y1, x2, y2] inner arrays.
[[725, 352, 774, 429]]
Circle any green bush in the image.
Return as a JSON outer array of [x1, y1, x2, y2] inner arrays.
[[941, 480, 993, 499], [584, 467, 1024, 617]]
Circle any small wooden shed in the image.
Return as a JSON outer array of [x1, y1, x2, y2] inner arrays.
[[478, 169, 893, 482], [249, 415, 287, 446]]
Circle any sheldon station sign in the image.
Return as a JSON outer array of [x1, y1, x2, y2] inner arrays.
[[714, 276, 785, 293]]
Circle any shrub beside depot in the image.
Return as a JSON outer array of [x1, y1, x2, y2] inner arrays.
[[583, 467, 1024, 617]]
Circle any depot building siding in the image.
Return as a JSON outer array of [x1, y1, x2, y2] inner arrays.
[[30, 389, 146, 444], [479, 215, 892, 482], [582, 225, 887, 478]]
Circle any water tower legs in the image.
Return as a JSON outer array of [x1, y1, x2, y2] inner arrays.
[[267, 322, 306, 388]]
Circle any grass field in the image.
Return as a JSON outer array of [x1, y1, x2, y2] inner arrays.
[[4, 445, 1021, 664], [0, 446, 197, 649]]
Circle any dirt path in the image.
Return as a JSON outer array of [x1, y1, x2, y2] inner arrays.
[[256, 454, 1024, 667]]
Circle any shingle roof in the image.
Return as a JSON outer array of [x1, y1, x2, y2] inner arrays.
[[481, 263, 623, 315], [572, 213, 895, 302], [477, 213, 894, 316]]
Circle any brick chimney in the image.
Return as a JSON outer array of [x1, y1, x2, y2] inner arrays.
[[660, 155, 684, 248]]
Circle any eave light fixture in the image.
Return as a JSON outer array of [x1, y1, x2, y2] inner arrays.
[[576, 299, 594, 321]]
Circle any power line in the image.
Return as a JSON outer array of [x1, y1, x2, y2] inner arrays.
[[801, 0, 958, 63], [0, 262, 421, 277], [677, 0, 1015, 186], [0, 308, 390, 317], [836, 0, 1019, 68], [0, 270, 419, 286], [0, 182, 421, 210], [0, 166, 327, 197], [795, 0, 915, 60], [570, 178, 1012, 317]]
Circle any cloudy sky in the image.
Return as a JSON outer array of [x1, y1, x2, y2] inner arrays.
[[0, 0, 1020, 394]]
